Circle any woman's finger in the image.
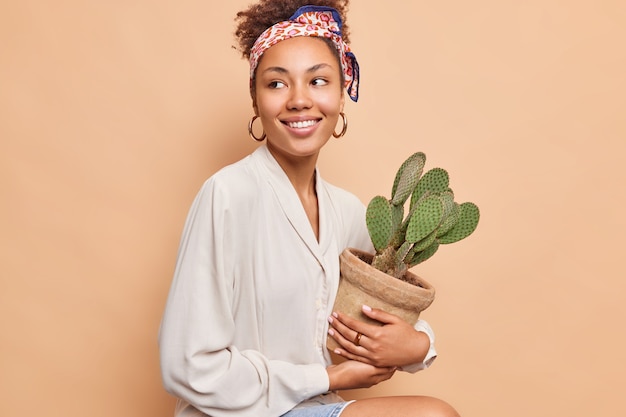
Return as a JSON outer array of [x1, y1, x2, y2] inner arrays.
[[359, 305, 403, 325], [330, 343, 374, 365], [328, 316, 368, 353]]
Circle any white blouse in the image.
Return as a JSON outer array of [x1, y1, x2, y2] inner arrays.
[[159, 144, 436, 417]]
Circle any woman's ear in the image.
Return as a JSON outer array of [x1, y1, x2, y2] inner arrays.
[[251, 89, 258, 116], [250, 80, 259, 115]]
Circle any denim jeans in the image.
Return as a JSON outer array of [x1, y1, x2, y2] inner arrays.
[[280, 401, 352, 417]]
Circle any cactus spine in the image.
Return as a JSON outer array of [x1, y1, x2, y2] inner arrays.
[[366, 152, 480, 280]]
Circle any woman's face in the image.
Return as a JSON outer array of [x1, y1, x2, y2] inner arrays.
[[253, 36, 345, 164]]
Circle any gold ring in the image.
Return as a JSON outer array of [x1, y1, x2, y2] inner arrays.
[[354, 332, 363, 346]]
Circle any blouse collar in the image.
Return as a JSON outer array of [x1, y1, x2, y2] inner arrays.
[[252, 145, 333, 268]]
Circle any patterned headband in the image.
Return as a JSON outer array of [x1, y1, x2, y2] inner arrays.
[[249, 5, 360, 102]]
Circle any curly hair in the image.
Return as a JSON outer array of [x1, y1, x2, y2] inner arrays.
[[234, 0, 351, 60]]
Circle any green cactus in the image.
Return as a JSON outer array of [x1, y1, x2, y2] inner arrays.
[[365, 152, 480, 280]]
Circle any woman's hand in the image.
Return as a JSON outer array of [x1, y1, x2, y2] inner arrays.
[[327, 305, 430, 368], [326, 360, 396, 391]]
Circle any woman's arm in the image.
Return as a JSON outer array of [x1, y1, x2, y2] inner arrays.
[[158, 179, 329, 417], [326, 359, 397, 391]]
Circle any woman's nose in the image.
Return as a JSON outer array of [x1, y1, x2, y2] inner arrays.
[[287, 84, 313, 110]]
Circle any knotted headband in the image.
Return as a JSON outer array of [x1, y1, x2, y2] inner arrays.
[[249, 5, 360, 102]]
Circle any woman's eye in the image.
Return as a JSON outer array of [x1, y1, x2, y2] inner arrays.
[[269, 81, 286, 89], [312, 78, 329, 86]]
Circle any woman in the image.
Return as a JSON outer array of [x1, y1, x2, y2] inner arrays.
[[159, 1, 460, 416]]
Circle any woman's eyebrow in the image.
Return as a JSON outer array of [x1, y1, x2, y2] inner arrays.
[[261, 66, 288, 75], [307, 63, 333, 73]]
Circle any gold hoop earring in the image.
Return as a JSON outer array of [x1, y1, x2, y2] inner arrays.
[[248, 116, 266, 142], [333, 112, 348, 138]]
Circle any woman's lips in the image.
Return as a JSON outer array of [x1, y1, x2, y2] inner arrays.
[[284, 119, 319, 129]]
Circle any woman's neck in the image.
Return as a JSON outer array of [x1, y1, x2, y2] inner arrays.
[[267, 145, 318, 195], [267, 145, 320, 240]]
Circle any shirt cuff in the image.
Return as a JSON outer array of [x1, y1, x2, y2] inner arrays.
[[399, 319, 437, 373]]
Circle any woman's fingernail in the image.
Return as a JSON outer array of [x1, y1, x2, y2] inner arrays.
[[334, 349, 341, 355], [327, 316, 334, 324], [328, 329, 335, 336], [362, 305, 372, 312], [332, 312, 338, 318]]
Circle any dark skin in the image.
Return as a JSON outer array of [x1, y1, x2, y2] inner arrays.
[[328, 305, 431, 369]]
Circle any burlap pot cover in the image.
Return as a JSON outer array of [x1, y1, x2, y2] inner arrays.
[[327, 247, 436, 353]]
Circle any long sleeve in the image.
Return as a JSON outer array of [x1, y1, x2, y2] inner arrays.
[[158, 176, 330, 417]]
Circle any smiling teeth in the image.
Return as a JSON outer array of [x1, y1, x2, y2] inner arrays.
[[287, 120, 317, 129]]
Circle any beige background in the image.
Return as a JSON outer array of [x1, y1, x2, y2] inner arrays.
[[1, 1, 625, 416]]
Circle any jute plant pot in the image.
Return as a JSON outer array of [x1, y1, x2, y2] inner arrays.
[[327, 248, 436, 353]]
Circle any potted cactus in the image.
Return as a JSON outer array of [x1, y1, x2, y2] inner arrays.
[[327, 152, 480, 352]]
